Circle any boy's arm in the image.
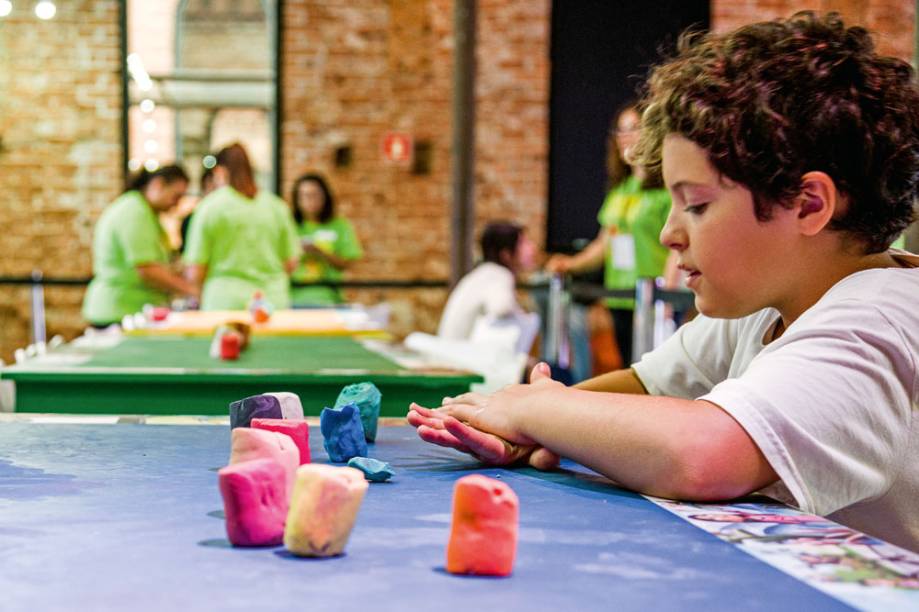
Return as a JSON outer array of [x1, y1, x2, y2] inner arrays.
[[428, 364, 778, 501], [574, 368, 647, 394]]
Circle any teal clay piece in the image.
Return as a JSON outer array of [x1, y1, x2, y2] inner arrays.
[[347, 456, 395, 482], [334, 382, 382, 442]]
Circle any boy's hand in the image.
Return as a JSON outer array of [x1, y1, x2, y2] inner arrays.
[[407, 405, 560, 469], [406, 363, 563, 470]]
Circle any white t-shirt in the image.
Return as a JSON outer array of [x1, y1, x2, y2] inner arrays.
[[438, 262, 519, 340], [633, 250, 919, 552]]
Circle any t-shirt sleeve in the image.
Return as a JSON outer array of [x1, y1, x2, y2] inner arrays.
[[701, 299, 913, 516], [335, 219, 363, 261], [632, 314, 738, 398], [182, 205, 211, 265], [117, 207, 164, 266]]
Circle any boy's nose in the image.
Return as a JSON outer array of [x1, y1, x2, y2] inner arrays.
[[659, 212, 686, 251]]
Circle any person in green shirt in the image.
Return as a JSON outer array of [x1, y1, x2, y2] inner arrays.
[[547, 103, 676, 365], [82, 165, 199, 326], [184, 143, 301, 311], [289, 173, 363, 306]]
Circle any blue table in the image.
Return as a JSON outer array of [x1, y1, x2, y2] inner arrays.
[[0, 422, 854, 611]]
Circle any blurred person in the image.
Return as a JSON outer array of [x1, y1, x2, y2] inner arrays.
[[438, 221, 537, 342], [183, 143, 300, 310], [547, 102, 675, 365], [179, 165, 217, 255], [82, 165, 199, 327], [289, 173, 363, 307]]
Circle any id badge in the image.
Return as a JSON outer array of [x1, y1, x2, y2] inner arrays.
[[610, 233, 636, 270]]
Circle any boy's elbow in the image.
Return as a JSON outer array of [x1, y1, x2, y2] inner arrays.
[[652, 435, 769, 502]]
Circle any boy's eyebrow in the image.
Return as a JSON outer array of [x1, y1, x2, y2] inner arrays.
[[668, 180, 712, 192]]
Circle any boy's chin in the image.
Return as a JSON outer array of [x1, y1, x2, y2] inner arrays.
[[694, 296, 754, 320]]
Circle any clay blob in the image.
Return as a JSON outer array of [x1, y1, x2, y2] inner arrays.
[[284, 464, 368, 557], [229, 394, 282, 429], [333, 382, 382, 442], [446, 474, 519, 576], [229, 428, 299, 496], [218, 458, 288, 547], [251, 418, 311, 465], [262, 391, 304, 420], [347, 456, 394, 482], [320, 403, 367, 463]]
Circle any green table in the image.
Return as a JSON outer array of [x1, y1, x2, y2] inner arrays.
[[1, 335, 482, 416]]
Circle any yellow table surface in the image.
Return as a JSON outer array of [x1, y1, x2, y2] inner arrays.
[[125, 309, 388, 337]]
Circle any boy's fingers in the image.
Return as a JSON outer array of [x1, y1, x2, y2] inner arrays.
[[407, 409, 446, 430], [529, 361, 553, 384], [528, 447, 561, 471], [442, 416, 516, 465], [436, 403, 480, 427], [442, 392, 487, 407], [416, 425, 472, 454]]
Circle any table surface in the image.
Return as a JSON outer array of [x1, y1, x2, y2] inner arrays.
[[125, 308, 386, 337], [0, 422, 859, 612], [2, 336, 481, 416]]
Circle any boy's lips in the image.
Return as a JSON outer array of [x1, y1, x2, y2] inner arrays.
[[678, 264, 702, 287]]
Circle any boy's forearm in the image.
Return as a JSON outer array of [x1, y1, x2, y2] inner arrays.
[[574, 368, 647, 394], [511, 389, 773, 500]]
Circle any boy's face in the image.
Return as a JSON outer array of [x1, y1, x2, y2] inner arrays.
[[660, 134, 799, 319]]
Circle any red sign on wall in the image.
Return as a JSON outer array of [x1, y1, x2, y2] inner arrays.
[[381, 132, 414, 164]]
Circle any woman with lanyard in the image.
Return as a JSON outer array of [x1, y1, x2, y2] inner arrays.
[[289, 173, 363, 307], [183, 143, 301, 310], [82, 165, 199, 327], [547, 102, 675, 365]]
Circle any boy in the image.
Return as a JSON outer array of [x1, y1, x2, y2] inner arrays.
[[408, 12, 919, 553]]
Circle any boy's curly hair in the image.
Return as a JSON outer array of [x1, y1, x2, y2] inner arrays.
[[634, 12, 919, 253]]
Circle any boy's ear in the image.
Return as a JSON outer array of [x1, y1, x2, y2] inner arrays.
[[796, 171, 838, 236]]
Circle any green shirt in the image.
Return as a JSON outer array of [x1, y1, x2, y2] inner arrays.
[[184, 187, 301, 311], [290, 216, 363, 306], [82, 191, 171, 325], [597, 175, 672, 309]]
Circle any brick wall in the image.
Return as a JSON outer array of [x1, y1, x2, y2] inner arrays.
[[712, 0, 915, 61], [0, 1, 122, 361], [0, 1, 913, 361], [280, 0, 550, 336]]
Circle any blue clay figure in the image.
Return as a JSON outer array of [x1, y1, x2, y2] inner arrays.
[[320, 403, 368, 462], [347, 456, 395, 482], [334, 382, 382, 443], [229, 394, 282, 429]]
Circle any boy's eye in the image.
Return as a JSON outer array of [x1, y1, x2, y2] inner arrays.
[[684, 203, 709, 215]]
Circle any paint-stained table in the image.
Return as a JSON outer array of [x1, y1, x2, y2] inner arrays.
[[0, 335, 480, 416], [3, 421, 917, 611]]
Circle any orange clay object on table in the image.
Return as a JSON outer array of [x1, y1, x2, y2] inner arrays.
[[446, 474, 519, 576], [249, 291, 271, 323]]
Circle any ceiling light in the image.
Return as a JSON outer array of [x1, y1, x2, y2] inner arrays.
[[34, 0, 55, 20]]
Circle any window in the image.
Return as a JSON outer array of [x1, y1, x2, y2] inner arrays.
[[124, 0, 278, 195]]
